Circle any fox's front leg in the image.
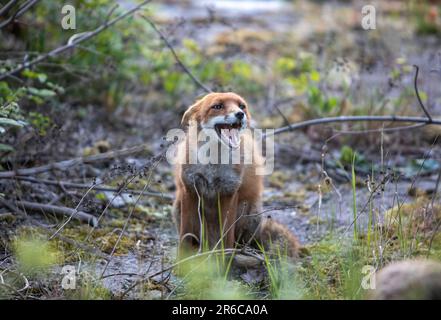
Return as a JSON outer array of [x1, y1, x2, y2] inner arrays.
[[179, 190, 201, 257], [217, 194, 239, 249]]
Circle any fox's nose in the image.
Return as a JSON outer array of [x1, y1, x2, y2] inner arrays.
[[235, 111, 245, 120]]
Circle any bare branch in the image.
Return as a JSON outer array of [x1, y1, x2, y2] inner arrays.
[[0, 0, 152, 80], [15, 200, 98, 227], [104, 3, 119, 24], [413, 65, 432, 122], [0, 0, 39, 29], [268, 64, 435, 137], [268, 115, 441, 137], [140, 14, 213, 93], [0, 144, 151, 178], [1, 176, 173, 200], [0, 0, 18, 17], [0, 198, 110, 260], [332, 123, 426, 135]]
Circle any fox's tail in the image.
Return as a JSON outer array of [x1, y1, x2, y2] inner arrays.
[[257, 216, 301, 259]]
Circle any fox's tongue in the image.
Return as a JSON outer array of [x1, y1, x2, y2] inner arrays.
[[221, 128, 240, 148]]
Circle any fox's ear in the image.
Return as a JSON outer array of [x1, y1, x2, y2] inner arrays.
[[181, 100, 201, 126]]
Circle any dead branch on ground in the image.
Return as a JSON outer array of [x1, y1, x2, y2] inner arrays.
[[14, 200, 98, 227], [1, 176, 173, 200], [0, 144, 151, 178], [0, 198, 110, 260]]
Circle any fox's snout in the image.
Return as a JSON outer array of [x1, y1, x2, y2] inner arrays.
[[235, 111, 245, 120]]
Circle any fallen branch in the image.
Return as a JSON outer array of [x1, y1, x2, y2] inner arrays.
[[0, 0, 152, 80], [2, 176, 173, 200], [15, 200, 98, 227], [0, 198, 109, 260], [0, 144, 150, 178]]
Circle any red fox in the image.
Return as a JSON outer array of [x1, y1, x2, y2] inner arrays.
[[172, 92, 300, 259]]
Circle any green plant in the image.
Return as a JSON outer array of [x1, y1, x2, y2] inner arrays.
[[351, 153, 358, 241], [28, 111, 52, 136], [307, 86, 339, 116], [176, 254, 249, 300], [14, 236, 59, 278]]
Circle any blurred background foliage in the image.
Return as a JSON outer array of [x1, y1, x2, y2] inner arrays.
[[1, 0, 440, 152], [0, 0, 270, 152]]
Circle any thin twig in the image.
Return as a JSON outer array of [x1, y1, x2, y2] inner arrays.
[[99, 157, 161, 278], [48, 182, 99, 239], [140, 14, 212, 93], [413, 65, 432, 122], [104, 4, 119, 24], [0, 0, 39, 29], [0, 0, 18, 17], [120, 247, 262, 299]]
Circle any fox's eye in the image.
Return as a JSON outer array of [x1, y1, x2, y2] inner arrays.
[[239, 104, 246, 110], [212, 104, 223, 110]]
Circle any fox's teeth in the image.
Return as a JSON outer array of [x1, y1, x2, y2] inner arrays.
[[220, 128, 240, 148]]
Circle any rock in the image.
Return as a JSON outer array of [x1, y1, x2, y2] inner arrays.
[[369, 259, 441, 300], [233, 254, 263, 269]]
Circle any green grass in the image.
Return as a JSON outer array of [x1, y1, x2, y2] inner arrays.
[[351, 153, 358, 240]]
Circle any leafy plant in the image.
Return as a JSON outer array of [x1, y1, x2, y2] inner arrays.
[[307, 86, 339, 116]]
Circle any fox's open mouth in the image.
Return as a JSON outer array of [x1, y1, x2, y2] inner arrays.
[[214, 121, 242, 149]]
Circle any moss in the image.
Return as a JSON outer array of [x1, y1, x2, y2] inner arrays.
[[268, 170, 291, 188], [265, 190, 308, 212], [383, 197, 441, 250], [308, 216, 327, 225], [108, 218, 126, 228], [15, 223, 136, 258], [296, 239, 378, 299], [62, 225, 136, 255], [0, 213, 17, 223]]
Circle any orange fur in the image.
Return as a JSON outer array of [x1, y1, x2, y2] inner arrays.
[[173, 92, 300, 259]]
